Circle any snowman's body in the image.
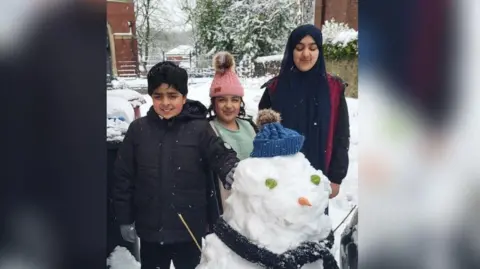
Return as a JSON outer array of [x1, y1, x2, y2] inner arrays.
[[196, 152, 334, 269]]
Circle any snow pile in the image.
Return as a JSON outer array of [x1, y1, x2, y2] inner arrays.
[[322, 19, 358, 47], [254, 54, 283, 63], [107, 89, 147, 108], [112, 78, 148, 90], [107, 95, 136, 142], [197, 152, 333, 268], [111, 79, 127, 89], [107, 96, 135, 124], [107, 246, 140, 269], [107, 118, 129, 142]]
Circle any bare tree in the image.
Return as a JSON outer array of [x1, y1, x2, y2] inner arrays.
[[179, 0, 198, 54], [295, 0, 315, 25], [134, 0, 173, 72]]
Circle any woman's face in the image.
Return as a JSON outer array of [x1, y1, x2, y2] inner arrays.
[[293, 35, 319, 72]]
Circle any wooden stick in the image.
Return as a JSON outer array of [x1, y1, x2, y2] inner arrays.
[[333, 205, 357, 233], [178, 213, 202, 252]]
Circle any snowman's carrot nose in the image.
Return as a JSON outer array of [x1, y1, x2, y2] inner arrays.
[[298, 197, 312, 206]]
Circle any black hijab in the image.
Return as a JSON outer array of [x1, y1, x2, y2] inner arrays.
[[271, 24, 331, 173]]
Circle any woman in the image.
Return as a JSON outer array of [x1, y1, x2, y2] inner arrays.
[[258, 24, 350, 202]]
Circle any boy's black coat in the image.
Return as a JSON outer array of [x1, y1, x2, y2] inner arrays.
[[113, 100, 239, 244]]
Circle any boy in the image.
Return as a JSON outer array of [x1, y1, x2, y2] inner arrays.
[[113, 61, 239, 269]]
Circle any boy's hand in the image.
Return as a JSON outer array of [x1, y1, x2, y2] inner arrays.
[[120, 224, 137, 243], [329, 183, 340, 199], [224, 163, 238, 190]]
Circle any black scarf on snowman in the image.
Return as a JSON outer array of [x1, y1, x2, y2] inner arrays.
[[213, 217, 339, 269]]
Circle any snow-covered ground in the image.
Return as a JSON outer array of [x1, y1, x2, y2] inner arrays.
[[112, 77, 148, 90], [108, 77, 358, 269], [107, 89, 147, 109]]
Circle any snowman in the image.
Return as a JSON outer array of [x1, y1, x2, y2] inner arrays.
[[196, 109, 339, 269]]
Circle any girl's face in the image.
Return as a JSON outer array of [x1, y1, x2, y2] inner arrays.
[[214, 95, 242, 124], [293, 35, 319, 72]]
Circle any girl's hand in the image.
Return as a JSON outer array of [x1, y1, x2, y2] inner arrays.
[[329, 183, 340, 199]]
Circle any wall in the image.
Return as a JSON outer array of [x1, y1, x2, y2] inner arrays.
[[325, 59, 358, 98], [310, 0, 358, 97], [107, 0, 139, 77]]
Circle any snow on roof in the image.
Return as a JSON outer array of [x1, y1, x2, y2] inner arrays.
[[165, 45, 194, 55]]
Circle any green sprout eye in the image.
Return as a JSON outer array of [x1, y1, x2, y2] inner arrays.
[[311, 175, 321, 185], [265, 178, 278, 189]]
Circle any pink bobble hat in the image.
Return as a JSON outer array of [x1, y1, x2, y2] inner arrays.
[[209, 51, 245, 98]]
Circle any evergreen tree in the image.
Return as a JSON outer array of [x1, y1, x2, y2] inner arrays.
[[194, 0, 233, 54], [221, 0, 297, 59]]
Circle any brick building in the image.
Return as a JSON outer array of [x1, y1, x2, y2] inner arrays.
[[314, 0, 358, 30], [107, 0, 139, 78]]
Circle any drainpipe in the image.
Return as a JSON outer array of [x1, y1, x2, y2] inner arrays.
[[321, 0, 327, 28], [315, 0, 325, 29]]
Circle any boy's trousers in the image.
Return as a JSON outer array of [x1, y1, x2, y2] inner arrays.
[[140, 239, 201, 269]]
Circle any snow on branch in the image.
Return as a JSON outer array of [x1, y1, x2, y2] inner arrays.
[[322, 19, 358, 60]]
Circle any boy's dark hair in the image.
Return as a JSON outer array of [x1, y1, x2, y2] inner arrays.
[[147, 61, 188, 96]]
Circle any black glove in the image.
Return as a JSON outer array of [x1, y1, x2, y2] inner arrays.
[[224, 163, 238, 190], [119, 223, 137, 243]]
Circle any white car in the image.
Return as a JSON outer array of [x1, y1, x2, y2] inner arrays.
[[107, 90, 146, 142], [340, 208, 358, 269]]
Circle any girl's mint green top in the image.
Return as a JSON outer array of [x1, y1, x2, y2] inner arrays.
[[211, 118, 256, 160]]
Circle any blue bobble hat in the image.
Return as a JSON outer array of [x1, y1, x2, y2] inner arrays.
[[250, 109, 305, 158]]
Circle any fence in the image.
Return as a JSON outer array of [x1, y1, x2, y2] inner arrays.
[[115, 53, 258, 79], [137, 54, 254, 78], [139, 55, 165, 75]]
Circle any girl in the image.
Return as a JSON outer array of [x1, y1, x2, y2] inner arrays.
[[207, 51, 257, 211]]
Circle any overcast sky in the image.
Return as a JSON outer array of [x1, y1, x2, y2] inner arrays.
[[162, 0, 192, 32]]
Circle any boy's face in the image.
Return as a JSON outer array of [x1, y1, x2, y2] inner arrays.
[[214, 95, 242, 124], [151, 83, 186, 119]]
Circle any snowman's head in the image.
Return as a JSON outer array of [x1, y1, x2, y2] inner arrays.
[[227, 152, 331, 229]]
